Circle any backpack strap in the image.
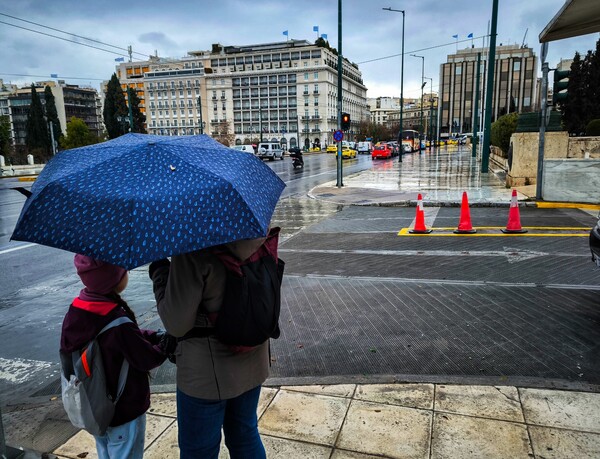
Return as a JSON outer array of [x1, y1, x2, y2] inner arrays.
[[97, 316, 133, 404]]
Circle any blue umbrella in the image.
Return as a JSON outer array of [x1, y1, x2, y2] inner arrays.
[[11, 134, 285, 270]]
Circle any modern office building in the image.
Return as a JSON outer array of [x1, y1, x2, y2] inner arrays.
[[439, 44, 538, 137], [114, 39, 369, 148], [0, 80, 102, 147]]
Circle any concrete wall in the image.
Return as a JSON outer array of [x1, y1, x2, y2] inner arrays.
[[567, 137, 600, 159], [542, 159, 600, 203], [507, 131, 569, 187]]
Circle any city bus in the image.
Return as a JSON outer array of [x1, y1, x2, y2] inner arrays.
[[399, 130, 421, 152]]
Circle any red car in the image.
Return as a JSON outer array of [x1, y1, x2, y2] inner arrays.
[[372, 144, 393, 160]]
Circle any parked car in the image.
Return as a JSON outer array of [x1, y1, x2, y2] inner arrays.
[[590, 212, 600, 267], [326, 144, 338, 153], [372, 144, 393, 160], [257, 142, 284, 161], [231, 144, 256, 154]]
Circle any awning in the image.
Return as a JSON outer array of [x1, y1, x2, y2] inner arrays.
[[539, 0, 600, 42]]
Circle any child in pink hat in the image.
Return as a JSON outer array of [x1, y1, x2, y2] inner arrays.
[[60, 255, 174, 459]]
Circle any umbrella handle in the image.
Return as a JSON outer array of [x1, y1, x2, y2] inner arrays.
[[11, 187, 32, 198]]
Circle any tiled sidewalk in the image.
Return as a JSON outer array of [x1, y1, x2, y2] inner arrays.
[[53, 383, 600, 459]]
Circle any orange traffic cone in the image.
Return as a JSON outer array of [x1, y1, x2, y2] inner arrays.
[[454, 191, 476, 234], [501, 189, 527, 233], [409, 194, 432, 234]]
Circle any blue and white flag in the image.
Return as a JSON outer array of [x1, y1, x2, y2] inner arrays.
[[452, 34, 458, 39], [282, 30, 288, 36], [321, 33, 328, 40], [467, 33, 473, 38], [115, 57, 125, 62], [313, 25, 319, 32]]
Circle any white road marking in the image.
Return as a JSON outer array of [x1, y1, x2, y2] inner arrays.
[[0, 243, 37, 255], [0, 357, 55, 384], [279, 248, 587, 263]]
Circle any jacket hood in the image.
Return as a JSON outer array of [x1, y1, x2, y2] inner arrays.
[[225, 236, 267, 261]]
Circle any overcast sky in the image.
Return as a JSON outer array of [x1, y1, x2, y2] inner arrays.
[[1, 0, 598, 99]]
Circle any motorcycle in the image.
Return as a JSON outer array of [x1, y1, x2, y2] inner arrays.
[[289, 148, 304, 169]]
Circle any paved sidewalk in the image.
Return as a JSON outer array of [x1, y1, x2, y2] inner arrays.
[[50, 383, 600, 458], [310, 148, 549, 207]]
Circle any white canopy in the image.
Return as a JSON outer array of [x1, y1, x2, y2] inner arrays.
[[539, 0, 600, 42]]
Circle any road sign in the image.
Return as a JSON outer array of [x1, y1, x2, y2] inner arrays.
[[333, 130, 344, 142]]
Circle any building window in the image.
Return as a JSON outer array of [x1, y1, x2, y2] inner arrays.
[[304, 73, 309, 80], [314, 72, 318, 79]]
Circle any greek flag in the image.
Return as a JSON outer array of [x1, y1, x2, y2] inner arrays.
[[313, 25, 319, 32], [467, 33, 473, 38], [282, 30, 288, 36], [321, 33, 328, 40], [452, 34, 458, 39]]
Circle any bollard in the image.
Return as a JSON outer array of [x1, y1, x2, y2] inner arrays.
[[27, 155, 34, 165]]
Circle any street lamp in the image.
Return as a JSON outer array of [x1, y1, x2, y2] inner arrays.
[[423, 76, 433, 148], [410, 54, 425, 151], [383, 6, 405, 163], [197, 95, 204, 135]]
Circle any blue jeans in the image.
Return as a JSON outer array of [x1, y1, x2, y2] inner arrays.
[[177, 386, 266, 459], [94, 414, 146, 459]]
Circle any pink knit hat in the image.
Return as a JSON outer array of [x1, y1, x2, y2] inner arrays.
[[74, 254, 127, 294]]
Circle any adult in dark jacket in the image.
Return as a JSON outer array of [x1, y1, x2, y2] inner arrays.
[[149, 232, 276, 459], [61, 255, 168, 459]]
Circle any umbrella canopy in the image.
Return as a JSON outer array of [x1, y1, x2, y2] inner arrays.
[[12, 134, 285, 270]]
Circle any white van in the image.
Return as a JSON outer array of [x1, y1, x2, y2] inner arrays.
[[231, 145, 256, 154], [257, 142, 284, 161], [357, 141, 373, 154]]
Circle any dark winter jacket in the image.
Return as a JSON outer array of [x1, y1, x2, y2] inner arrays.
[[60, 295, 167, 427]]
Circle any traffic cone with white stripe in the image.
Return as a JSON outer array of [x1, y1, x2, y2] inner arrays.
[[501, 189, 527, 233], [454, 191, 476, 234], [409, 194, 432, 234]]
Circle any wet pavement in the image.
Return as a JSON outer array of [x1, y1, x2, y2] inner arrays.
[[3, 146, 600, 458], [310, 146, 536, 206]]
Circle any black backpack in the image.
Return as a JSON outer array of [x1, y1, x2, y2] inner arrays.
[[181, 227, 284, 347], [214, 227, 284, 347]]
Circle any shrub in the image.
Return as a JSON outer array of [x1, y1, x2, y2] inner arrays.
[[586, 119, 600, 136], [491, 112, 519, 154]]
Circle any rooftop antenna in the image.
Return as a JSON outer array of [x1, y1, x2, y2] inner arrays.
[[521, 28, 528, 48]]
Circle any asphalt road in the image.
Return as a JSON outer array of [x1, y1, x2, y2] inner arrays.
[[1, 152, 599, 413]]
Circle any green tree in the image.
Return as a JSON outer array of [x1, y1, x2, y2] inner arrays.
[[128, 88, 147, 133], [25, 85, 51, 161], [44, 85, 62, 147], [562, 52, 588, 134], [588, 39, 600, 122], [60, 116, 99, 149], [103, 73, 128, 139], [0, 115, 11, 157], [490, 112, 519, 154], [560, 39, 600, 134]]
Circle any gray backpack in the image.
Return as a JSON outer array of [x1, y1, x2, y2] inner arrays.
[[60, 316, 132, 436]]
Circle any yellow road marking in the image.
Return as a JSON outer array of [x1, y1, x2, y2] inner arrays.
[[536, 202, 600, 210], [398, 226, 591, 237]]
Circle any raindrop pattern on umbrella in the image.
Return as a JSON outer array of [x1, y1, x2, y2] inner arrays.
[[12, 134, 285, 269]]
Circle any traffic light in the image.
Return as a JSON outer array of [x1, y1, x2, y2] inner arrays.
[[341, 112, 351, 131], [553, 69, 570, 105]]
